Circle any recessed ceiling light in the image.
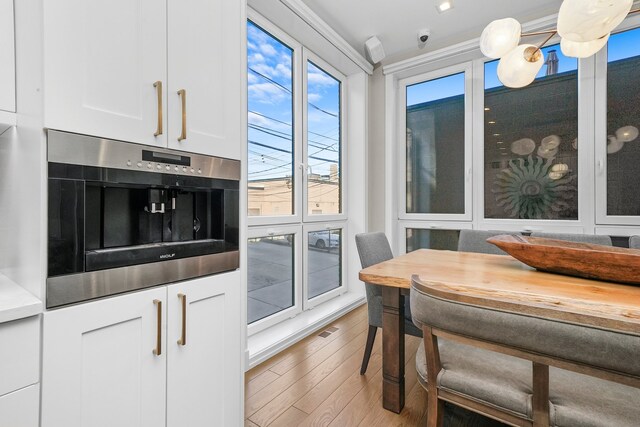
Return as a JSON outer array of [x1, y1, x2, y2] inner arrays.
[[488, 121, 496, 124], [499, 147, 506, 150], [493, 133, 501, 136], [497, 141, 504, 144], [484, 107, 491, 111], [436, 0, 454, 13]]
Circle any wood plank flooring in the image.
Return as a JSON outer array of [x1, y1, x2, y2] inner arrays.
[[245, 305, 427, 426]]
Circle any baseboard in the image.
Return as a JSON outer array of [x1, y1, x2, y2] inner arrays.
[[246, 293, 366, 369]]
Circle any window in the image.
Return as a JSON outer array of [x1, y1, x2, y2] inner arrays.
[[306, 61, 342, 216], [406, 228, 460, 252], [404, 70, 469, 217], [246, 16, 347, 332], [484, 44, 579, 220], [247, 21, 295, 218], [605, 27, 640, 217]]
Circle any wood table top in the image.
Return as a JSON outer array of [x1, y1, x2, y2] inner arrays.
[[359, 249, 640, 335]]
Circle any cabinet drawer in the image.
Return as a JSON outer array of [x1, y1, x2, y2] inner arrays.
[[0, 384, 40, 427], [0, 316, 40, 396]]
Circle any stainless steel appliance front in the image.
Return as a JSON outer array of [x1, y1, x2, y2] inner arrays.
[[47, 131, 240, 308]]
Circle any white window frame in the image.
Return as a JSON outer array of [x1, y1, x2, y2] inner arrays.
[[303, 221, 348, 309], [396, 221, 473, 255], [397, 62, 474, 222], [247, 225, 303, 336], [594, 16, 640, 226], [246, 10, 352, 333], [247, 11, 304, 228], [474, 36, 595, 232], [302, 49, 348, 223]]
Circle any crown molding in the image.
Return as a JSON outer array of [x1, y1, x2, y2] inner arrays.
[[383, 14, 558, 76], [279, 0, 374, 75]]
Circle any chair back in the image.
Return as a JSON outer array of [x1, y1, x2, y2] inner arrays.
[[410, 275, 640, 379], [530, 232, 612, 246], [457, 230, 511, 255], [629, 236, 640, 249], [355, 232, 394, 327]]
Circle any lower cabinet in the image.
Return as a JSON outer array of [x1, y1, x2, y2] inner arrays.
[[0, 384, 40, 427], [41, 270, 241, 427]]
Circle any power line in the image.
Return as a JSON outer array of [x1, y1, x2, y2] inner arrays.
[[249, 140, 337, 164], [249, 68, 338, 118], [249, 110, 339, 142]]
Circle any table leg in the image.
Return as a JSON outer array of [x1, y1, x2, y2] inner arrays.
[[382, 286, 405, 413]]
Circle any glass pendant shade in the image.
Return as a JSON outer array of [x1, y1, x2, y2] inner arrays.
[[561, 33, 609, 57], [616, 125, 639, 142], [497, 44, 544, 88], [480, 18, 522, 59], [557, 0, 632, 42], [541, 135, 561, 150], [607, 135, 624, 154], [510, 138, 536, 155]]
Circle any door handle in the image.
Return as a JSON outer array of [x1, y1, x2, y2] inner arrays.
[[177, 89, 187, 141], [153, 299, 162, 356], [153, 81, 163, 137], [177, 293, 187, 346]]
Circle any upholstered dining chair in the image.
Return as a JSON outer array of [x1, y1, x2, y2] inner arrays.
[[628, 235, 640, 249], [457, 230, 512, 255], [529, 232, 612, 246], [355, 232, 422, 375], [410, 275, 640, 427]]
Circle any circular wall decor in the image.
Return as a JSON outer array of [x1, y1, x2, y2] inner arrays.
[[492, 155, 576, 219]]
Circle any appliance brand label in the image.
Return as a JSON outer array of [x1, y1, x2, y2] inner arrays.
[[160, 253, 176, 259]]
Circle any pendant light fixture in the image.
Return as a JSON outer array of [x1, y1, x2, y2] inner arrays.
[[480, 0, 639, 88]]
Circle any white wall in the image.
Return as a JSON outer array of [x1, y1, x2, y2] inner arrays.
[[367, 66, 386, 233], [0, 0, 46, 299]]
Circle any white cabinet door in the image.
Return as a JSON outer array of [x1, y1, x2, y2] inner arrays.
[[166, 271, 242, 427], [166, 0, 243, 159], [43, 0, 167, 147], [41, 288, 167, 427], [0, 384, 40, 427], [0, 0, 15, 113]]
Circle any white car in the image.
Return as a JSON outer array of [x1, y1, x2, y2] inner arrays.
[[308, 231, 340, 249]]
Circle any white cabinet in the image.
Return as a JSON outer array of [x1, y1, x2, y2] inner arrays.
[[0, 385, 40, 427], [43, 0, 167, 148], [166, 0, 243, 160], [167, 271, 241, 426], [0, 316, 40, 426], [42, 270, 242, 427], [41, 287, 167, 427], [44, 0, 243, 159]]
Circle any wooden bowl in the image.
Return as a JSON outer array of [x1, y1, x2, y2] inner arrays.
[[487, 234, 640, 285]]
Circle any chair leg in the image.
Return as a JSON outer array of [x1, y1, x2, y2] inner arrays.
[[426, 391, 444, 427], [360, 325, 377, 375]]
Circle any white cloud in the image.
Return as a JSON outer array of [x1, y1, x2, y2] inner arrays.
[[248, 82, 287, 104], [250, 53, 265, 64], [308, 71, 338, 87], [248, 112, 291, 133], [307, 93, 321, 102], [275, 63, 291, 79], [260, 43, 277, 56]]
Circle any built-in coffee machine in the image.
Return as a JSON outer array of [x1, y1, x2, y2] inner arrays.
[[47, 131, 240, 308]]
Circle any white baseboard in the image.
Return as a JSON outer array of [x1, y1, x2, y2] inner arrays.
[[246, 292, 366, 370]]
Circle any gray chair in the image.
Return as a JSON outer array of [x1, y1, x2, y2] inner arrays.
[[629, 236, 640, 249], [530, 232, 612, 246], [457, 230, 512, 255], [355, 232, 421, 375], [410, 276, 640, 427]]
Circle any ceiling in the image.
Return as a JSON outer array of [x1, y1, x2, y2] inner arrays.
[[299, 0, 563, 65]]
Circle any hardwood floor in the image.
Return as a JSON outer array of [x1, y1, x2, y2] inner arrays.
[[245, 305, 428, 426]]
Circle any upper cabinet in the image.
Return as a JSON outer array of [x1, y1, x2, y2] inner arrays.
[[43, 0, 243, 159], [166, 0, 242, 160]]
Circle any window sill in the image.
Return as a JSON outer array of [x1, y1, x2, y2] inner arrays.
[[245, 292, 366, 370]]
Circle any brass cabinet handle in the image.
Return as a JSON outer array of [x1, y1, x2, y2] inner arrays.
[[153, 81, 163, 136], [177, 89, 187, 141], [177, 293, 187, 346], [153, 299, 162, 356]]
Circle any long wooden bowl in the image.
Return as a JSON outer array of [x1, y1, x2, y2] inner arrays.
[[487, 234, 640, 285]]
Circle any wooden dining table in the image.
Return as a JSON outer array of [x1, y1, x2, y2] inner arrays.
[[358, 248, 640, 413]]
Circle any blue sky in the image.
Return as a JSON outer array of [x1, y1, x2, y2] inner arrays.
[[247, 21, 340, 182], [406, 27, 640, 106]]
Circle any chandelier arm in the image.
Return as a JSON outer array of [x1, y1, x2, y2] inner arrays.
[[629, 8, 640, 15], [521, 29, 558, 37], [527, 31, 558, 61]]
